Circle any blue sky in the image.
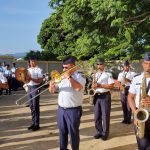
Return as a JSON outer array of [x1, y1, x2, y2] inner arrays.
[[0, 0, 53, 55]]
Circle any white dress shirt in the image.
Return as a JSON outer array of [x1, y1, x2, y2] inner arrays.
[[58, 71, 86, 108], [95, 71, 114, 93], [129, 72, 150, 108], [27, 66, 43, 86]]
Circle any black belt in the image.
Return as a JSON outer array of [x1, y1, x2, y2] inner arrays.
[[95, 91, 110, 96], [28, 85, 40, 88], [59, 106, 81, 110]]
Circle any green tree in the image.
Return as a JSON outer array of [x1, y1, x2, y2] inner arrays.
[[24, 50, 58, 61], [38, 0, 150, 62]]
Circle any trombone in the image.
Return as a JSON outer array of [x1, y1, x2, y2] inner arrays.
[[15, 64, 81, 106]]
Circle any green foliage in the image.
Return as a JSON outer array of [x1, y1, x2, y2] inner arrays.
[[24, 50, 58, 61], [37, 0, 150, 62]]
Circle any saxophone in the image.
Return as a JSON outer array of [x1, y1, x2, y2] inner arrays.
[[88, 73, 96, 105], [121, 72, 127, 94], [134, 74, 149, 138]]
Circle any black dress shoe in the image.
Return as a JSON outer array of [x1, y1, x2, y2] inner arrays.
[[126, 121, 131, 124], [28, 124, 35, 130], [94, 133, 102, 139], [101, 135, 108, 141], [32, 125, 40, 131], [121, 120, 127, 124]]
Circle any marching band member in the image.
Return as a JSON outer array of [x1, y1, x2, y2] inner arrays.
[[118, 61, 136, 124], [92, 58, 114, 141], [49, 56, 86, 150], [128, 51, 150, 150], [26, 56, 43, 131], [0, 70, 8, 95]]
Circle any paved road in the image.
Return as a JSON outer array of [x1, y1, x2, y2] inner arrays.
[[0, 89, 137, 150]]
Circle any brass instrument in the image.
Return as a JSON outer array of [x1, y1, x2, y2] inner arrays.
[[88, 73, 96, 105], [134, 75, 149, 138], [88, 73, 96, 96], [15, 64, 80, 106], [15, 67, 30, 84], [0, 83, 9, 89], [121, 73, 127, 94]]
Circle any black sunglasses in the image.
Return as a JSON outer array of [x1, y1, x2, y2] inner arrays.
[[97, 63, 103, 65], [62, 66, 69, 69]]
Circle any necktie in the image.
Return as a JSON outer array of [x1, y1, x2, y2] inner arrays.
[[146, 80, 150, 94]]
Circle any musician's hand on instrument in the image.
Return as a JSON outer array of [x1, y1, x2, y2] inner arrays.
[[63, 66, 77, 79], [133, 119, 137, 125], [141, 97, 150, 106], [63, 72, 71, 79], [25, 73, 31, 81], [49, 81, 55, 93], [92, 83, 97, 88]]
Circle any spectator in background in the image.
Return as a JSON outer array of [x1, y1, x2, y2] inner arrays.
[[4, 64, 12, 95], [1, 61, 6, 72], [0, 69, 8, 95], [11, 62, 17, 78], [11, 62, 19, 91]]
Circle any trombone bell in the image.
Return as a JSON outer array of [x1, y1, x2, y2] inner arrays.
[[50, 70, 61, 83]]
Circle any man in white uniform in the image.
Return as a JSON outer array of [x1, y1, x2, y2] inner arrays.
[[128, 51, 150, 150], [92, 58, 114, 141], [49, 56, 86, 150], [118, 61, 136, 124], [26, 56, 43, 131]]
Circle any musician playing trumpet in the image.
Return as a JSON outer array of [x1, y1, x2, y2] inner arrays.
[[128, 51, 150, 150], [49, 56, 86, 150]]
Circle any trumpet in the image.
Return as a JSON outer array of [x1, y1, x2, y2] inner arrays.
[[15, 64, 81, 106]]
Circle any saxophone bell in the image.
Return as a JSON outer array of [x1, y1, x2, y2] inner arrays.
[[88, 88, 96, 96], [134, 108, 149, 138]]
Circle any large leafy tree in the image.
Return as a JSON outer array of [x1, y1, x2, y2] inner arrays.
[[38, 0, 150, 62]]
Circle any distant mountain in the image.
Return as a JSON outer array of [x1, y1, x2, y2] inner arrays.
[[3, 52, 27, 59]]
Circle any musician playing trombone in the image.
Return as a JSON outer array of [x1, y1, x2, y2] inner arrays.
[[128, 51, 150, 150], [49, 56, 86, 150], [26, 56, 43, 131]]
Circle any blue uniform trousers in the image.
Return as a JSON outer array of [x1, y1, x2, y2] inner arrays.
[[94, 92, 111, 137], [134, 116, 150, 150], [120, 91, 131, 123], [57, 106, 82, 150], [28, 85, 40, 126]]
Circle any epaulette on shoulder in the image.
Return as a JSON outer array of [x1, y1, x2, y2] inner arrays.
[[134, 73, 141, 77], [77, 71, 86, 78]]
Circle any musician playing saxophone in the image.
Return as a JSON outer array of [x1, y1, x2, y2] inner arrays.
[[128, 51, 150, 150], [92, 58, 114, 141], [117, 61, 136, 124]]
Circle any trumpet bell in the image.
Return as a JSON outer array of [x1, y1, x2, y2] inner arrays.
[[15, 67, 29, 84], [50, 70, 61, 83]]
